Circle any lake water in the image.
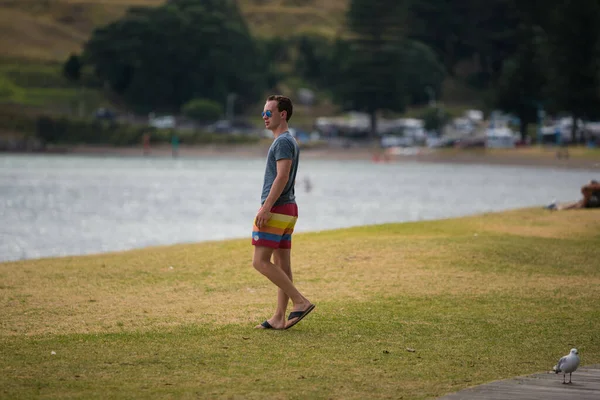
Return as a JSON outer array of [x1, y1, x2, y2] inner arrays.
[[0, 153, 595, 262]]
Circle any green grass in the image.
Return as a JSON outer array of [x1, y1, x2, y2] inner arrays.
[[0, 61, 107, 112], [0, 63, 70, 88], [1, 208, 599, 399]]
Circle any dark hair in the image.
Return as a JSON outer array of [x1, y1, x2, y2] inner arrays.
[[267, 95, 293, 122]]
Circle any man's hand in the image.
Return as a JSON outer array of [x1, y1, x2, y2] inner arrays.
[[255, 207, 272, 229]]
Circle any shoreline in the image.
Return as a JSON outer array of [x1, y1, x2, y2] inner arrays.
[[5, 143, 600, 170]]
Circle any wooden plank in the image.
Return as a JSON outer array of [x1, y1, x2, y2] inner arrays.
[[438, 365, 600, 400]]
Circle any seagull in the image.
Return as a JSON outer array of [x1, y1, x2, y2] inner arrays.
[[553, 348, 580, 384]]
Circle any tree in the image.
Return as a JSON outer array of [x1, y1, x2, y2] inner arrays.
[[461, 0, 520, 85], [407, 0, 473, 76], [63, 54, 81, 82], [402, 40, 445, 106], [293, 33, 335, 87], [334, 0, 447, 138], [82, 0, 266, 113], [494, 24, 547, 141], [408, 0, 519, 87], [181, 98, 223, 123], [339, 0, 409, 138], [542, 0, 600, 142]]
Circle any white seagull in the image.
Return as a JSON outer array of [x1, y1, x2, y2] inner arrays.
[[553, 348, 580, 384]]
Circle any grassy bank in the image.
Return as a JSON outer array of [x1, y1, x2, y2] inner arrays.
[[1, 208, 599, 399]]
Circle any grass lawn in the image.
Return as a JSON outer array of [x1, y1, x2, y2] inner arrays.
[[1, 208, 599, 399]]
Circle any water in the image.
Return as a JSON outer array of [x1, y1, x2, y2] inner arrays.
[[0, 154, 595, 262]]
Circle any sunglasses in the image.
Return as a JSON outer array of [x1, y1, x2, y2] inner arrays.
[[261, 110, 273, 118]]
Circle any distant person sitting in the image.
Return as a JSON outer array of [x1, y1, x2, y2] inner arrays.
[[547, 180, 600, 210]]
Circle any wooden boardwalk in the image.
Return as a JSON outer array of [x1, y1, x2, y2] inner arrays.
[[438, 365, 600, 400]]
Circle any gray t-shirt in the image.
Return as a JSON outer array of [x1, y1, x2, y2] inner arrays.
[[261, 131, 300, 206]]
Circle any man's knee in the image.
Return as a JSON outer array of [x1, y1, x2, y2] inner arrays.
[[252, 250, 272, 273]]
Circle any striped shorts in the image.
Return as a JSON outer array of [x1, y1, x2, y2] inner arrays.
[[252, 203, 298, 249]]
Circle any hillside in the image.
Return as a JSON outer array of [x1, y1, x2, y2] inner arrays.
[[0, 0, 348, 62], [0, 0, 481, 124]]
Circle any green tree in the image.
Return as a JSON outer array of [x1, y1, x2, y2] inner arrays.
[[407, 0, 473, 76], [420, 106, 450, 133], [462, 0, 520, 85], [293, 33, 335, 87], [334, 0, 446, 138], [542, 0, 600, 142], [402, 40, 445, 105], [408, 0, 519, 88], [340, 0, 408, 138], [181, 98, 223, 123], [63, 53, 81, 82], [83, 0, 266, 113], [493, 24, 547, 141]]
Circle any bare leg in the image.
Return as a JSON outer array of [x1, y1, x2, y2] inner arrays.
[[252, 246, 311, 326], [254, 249, 293, 329], [273, 248, 292, 319], [557, 200, 584, 210]]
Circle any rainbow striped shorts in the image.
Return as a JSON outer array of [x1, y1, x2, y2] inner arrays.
[[252, 203, 298, 249]]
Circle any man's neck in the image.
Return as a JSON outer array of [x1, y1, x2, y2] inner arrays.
[[272, 124, 289, 138]]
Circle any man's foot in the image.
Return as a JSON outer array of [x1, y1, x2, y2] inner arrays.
[[255, 317, 285, 330], [285, 303, 316, 330]]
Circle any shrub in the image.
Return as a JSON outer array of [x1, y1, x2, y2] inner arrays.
[[181, 98, 223, 123]]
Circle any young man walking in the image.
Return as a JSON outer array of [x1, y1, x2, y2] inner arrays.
[[252, 95, 315, 330]]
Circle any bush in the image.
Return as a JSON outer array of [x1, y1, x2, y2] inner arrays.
[[419, 107, 451, 133], [0, 108, 37, 134], [34, 115, 150, 146], [181, 98, 223, 123], [1, 109, 260, 147]]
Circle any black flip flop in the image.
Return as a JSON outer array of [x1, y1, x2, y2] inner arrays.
[[285, 304, 316, 330], [259, 320, 276, 329]]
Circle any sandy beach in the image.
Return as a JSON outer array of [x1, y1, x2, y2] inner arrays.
[[42, 142, 600, 171]]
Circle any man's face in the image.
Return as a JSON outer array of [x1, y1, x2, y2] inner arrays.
[[263, 100, 285, 131]]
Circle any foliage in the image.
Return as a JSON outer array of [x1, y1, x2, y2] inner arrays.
[[293, 33, 336, 87], [181, 98, 223, 123], [419, 106, 451, 132], [82, 0, 266, 113], [329, 0, 445, 137], [408, 0, 519, 83], [35, 115, 148, 145], [0, 108, 37, 134], [493, 23, 547, 140], [407, 0, 473, 75], [335, 0, 408, 136], [541, 0, 600, 139], [63, 53, 81, 82], [402, 40, 446, 105]]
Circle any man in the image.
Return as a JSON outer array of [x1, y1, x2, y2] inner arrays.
[[548, 180, 600, 210], [252, 95, 315, 330]]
